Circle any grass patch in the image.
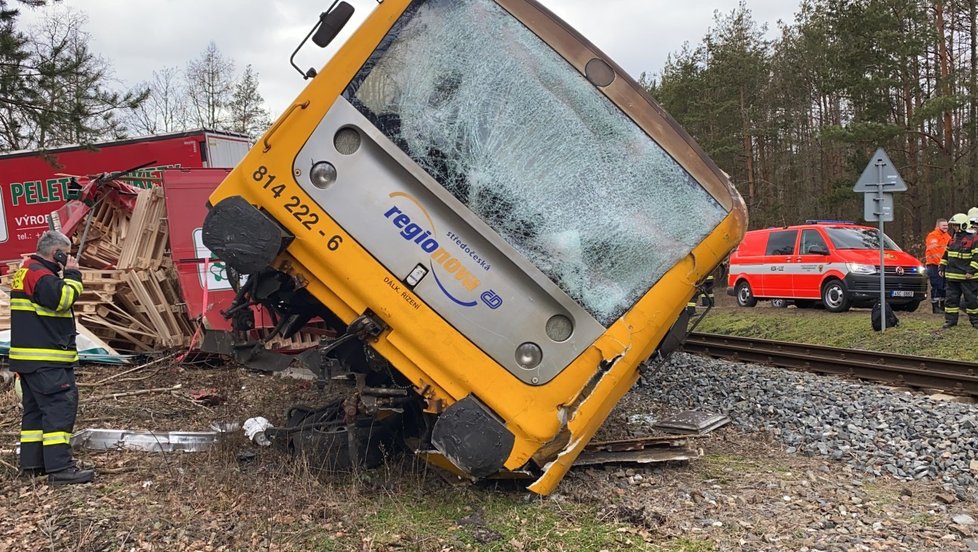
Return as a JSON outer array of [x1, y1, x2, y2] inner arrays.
[[355, 484, 640, 550], [696, 306, 977, 362]]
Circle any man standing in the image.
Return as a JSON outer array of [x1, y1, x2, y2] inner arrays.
[[925, 218, 951, 313], [940, 214, 978, 329], [11, 231, 94, 484]]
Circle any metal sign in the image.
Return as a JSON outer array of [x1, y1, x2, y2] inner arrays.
[[852, 148, 906, 332], [863, 192, 894, 222], [853, 148, 907, 192]]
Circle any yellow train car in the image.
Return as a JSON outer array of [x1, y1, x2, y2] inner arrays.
[[202, 0, 747, 495]]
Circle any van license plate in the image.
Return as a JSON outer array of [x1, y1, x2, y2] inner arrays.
[[891, 291, 914, 297]]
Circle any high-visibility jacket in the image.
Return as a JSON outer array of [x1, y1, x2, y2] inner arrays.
[[940, 232, 978, 281], [924, 228, 951, 265], [9, 255, 83, 373]]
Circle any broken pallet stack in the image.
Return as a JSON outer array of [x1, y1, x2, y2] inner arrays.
[[0, 185, 193, 353], [72, 186, 194, 352], [0, 181, 327, 356]]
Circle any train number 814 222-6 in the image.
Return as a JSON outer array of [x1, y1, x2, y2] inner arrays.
[[252, 165, 342, 252]]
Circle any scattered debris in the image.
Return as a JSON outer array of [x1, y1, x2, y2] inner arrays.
[[236, 450, 258, 463], [86, 384, 183, 402], [243, 417, 273, 447], [574, 435, 702, 467], [653, 410, 731, 435], [70, 428, 220, 453], [189, 388, 224, 406], [209, 421, 241, 433]]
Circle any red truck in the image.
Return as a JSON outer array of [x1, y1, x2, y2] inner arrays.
[[0, 130, 249, 265]]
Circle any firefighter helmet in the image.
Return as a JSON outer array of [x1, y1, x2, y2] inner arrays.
[[949, 213, 969, 227]]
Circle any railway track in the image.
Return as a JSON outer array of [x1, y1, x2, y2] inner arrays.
[[682, 332, 978, 396]]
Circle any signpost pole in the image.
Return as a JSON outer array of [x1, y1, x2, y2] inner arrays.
[[876, 161, 886, 332], [854, 147, 905, 333]]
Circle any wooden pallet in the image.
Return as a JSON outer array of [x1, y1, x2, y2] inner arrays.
[[118, 270, 188, 349], [75, 198, 131, 268], [118, 187, 168, 270]]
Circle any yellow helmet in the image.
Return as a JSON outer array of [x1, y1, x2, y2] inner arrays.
[[949, 213, 969, 226], [969, 206, 978, 221]]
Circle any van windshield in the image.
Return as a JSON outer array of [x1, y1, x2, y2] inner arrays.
[[824, 227, 901, 251]]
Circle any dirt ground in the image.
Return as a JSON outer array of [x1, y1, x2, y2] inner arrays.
[[2, 360, 977, 551]]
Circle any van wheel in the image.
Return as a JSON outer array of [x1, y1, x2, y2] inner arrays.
[[821, 280, 851, 313], [736, 281, 757, 307]]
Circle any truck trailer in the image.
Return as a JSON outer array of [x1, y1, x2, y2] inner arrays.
[[0, 130, 248, 265]]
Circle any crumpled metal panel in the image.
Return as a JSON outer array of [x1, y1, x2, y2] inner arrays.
[[653, 411, 731, 435], [70, 428, 220, 453], [574, 435, 702, 467]]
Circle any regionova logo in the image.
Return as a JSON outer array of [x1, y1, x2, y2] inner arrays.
[[383, 192, 502, 310]]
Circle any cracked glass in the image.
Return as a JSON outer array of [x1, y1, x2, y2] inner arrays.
[[343, 0, 727, 325]]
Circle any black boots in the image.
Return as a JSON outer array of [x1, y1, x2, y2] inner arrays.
[[47, 466, 95, 486], [932, 300, 945, 314], [18, 466, 45, 480]]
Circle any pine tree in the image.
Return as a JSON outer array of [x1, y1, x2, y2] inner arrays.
[[0, 2, 146, 150], [228, 64, 271, 139]]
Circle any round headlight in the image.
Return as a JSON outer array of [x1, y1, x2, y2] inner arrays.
[[334, 127, 361, 155], [545, 314, 573, 342], [515, 342, 543, 369], [310, 161, 337, 189]]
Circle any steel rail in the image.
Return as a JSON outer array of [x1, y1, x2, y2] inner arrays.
[[682, 332, 978, 396]]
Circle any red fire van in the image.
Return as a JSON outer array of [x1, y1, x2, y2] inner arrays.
[[726, 222, 928, 312]]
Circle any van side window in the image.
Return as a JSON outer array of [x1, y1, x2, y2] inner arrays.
[[766, 230, 797, 256], [800, 230, 828, 254]]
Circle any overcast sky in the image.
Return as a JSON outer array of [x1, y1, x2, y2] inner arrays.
[[20, 0, 802, 117]]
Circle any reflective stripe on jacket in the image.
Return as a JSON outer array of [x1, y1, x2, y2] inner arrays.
[[9, 256, 82, 373], [940, 233, 978, 281], [925, 229, 951, 265]]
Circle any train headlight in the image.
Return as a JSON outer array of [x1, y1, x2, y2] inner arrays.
[[334, 127, 362, 154], [545, 314, 573, 342], [515, 342, 543, 369], [310, 161, 337, 189]]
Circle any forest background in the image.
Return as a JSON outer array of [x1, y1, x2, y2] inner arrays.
[[646, 0, 978, 254]]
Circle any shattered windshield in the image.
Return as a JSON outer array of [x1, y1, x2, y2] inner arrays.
[[342, 0, 727, 325], [825, 228, 901, 251]]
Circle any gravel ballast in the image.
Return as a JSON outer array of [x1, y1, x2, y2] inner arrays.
[[638, 353, 978, 498]]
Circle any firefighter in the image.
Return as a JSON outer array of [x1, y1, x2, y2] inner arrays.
[[924, 218, 951, 313], [939, 213, 978, 329], [12, 231, 94, 484], [687, 270, 717, 315]]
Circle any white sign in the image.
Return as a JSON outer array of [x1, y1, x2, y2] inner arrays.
[[192, 228, 246, 291]]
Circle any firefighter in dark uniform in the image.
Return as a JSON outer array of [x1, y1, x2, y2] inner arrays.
[[12, 230, 94, 484], [687, 270, 717, 315], [939, 213, 978, 329]]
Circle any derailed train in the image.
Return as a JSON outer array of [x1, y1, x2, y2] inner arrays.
[[202, 0, 747, 495]]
